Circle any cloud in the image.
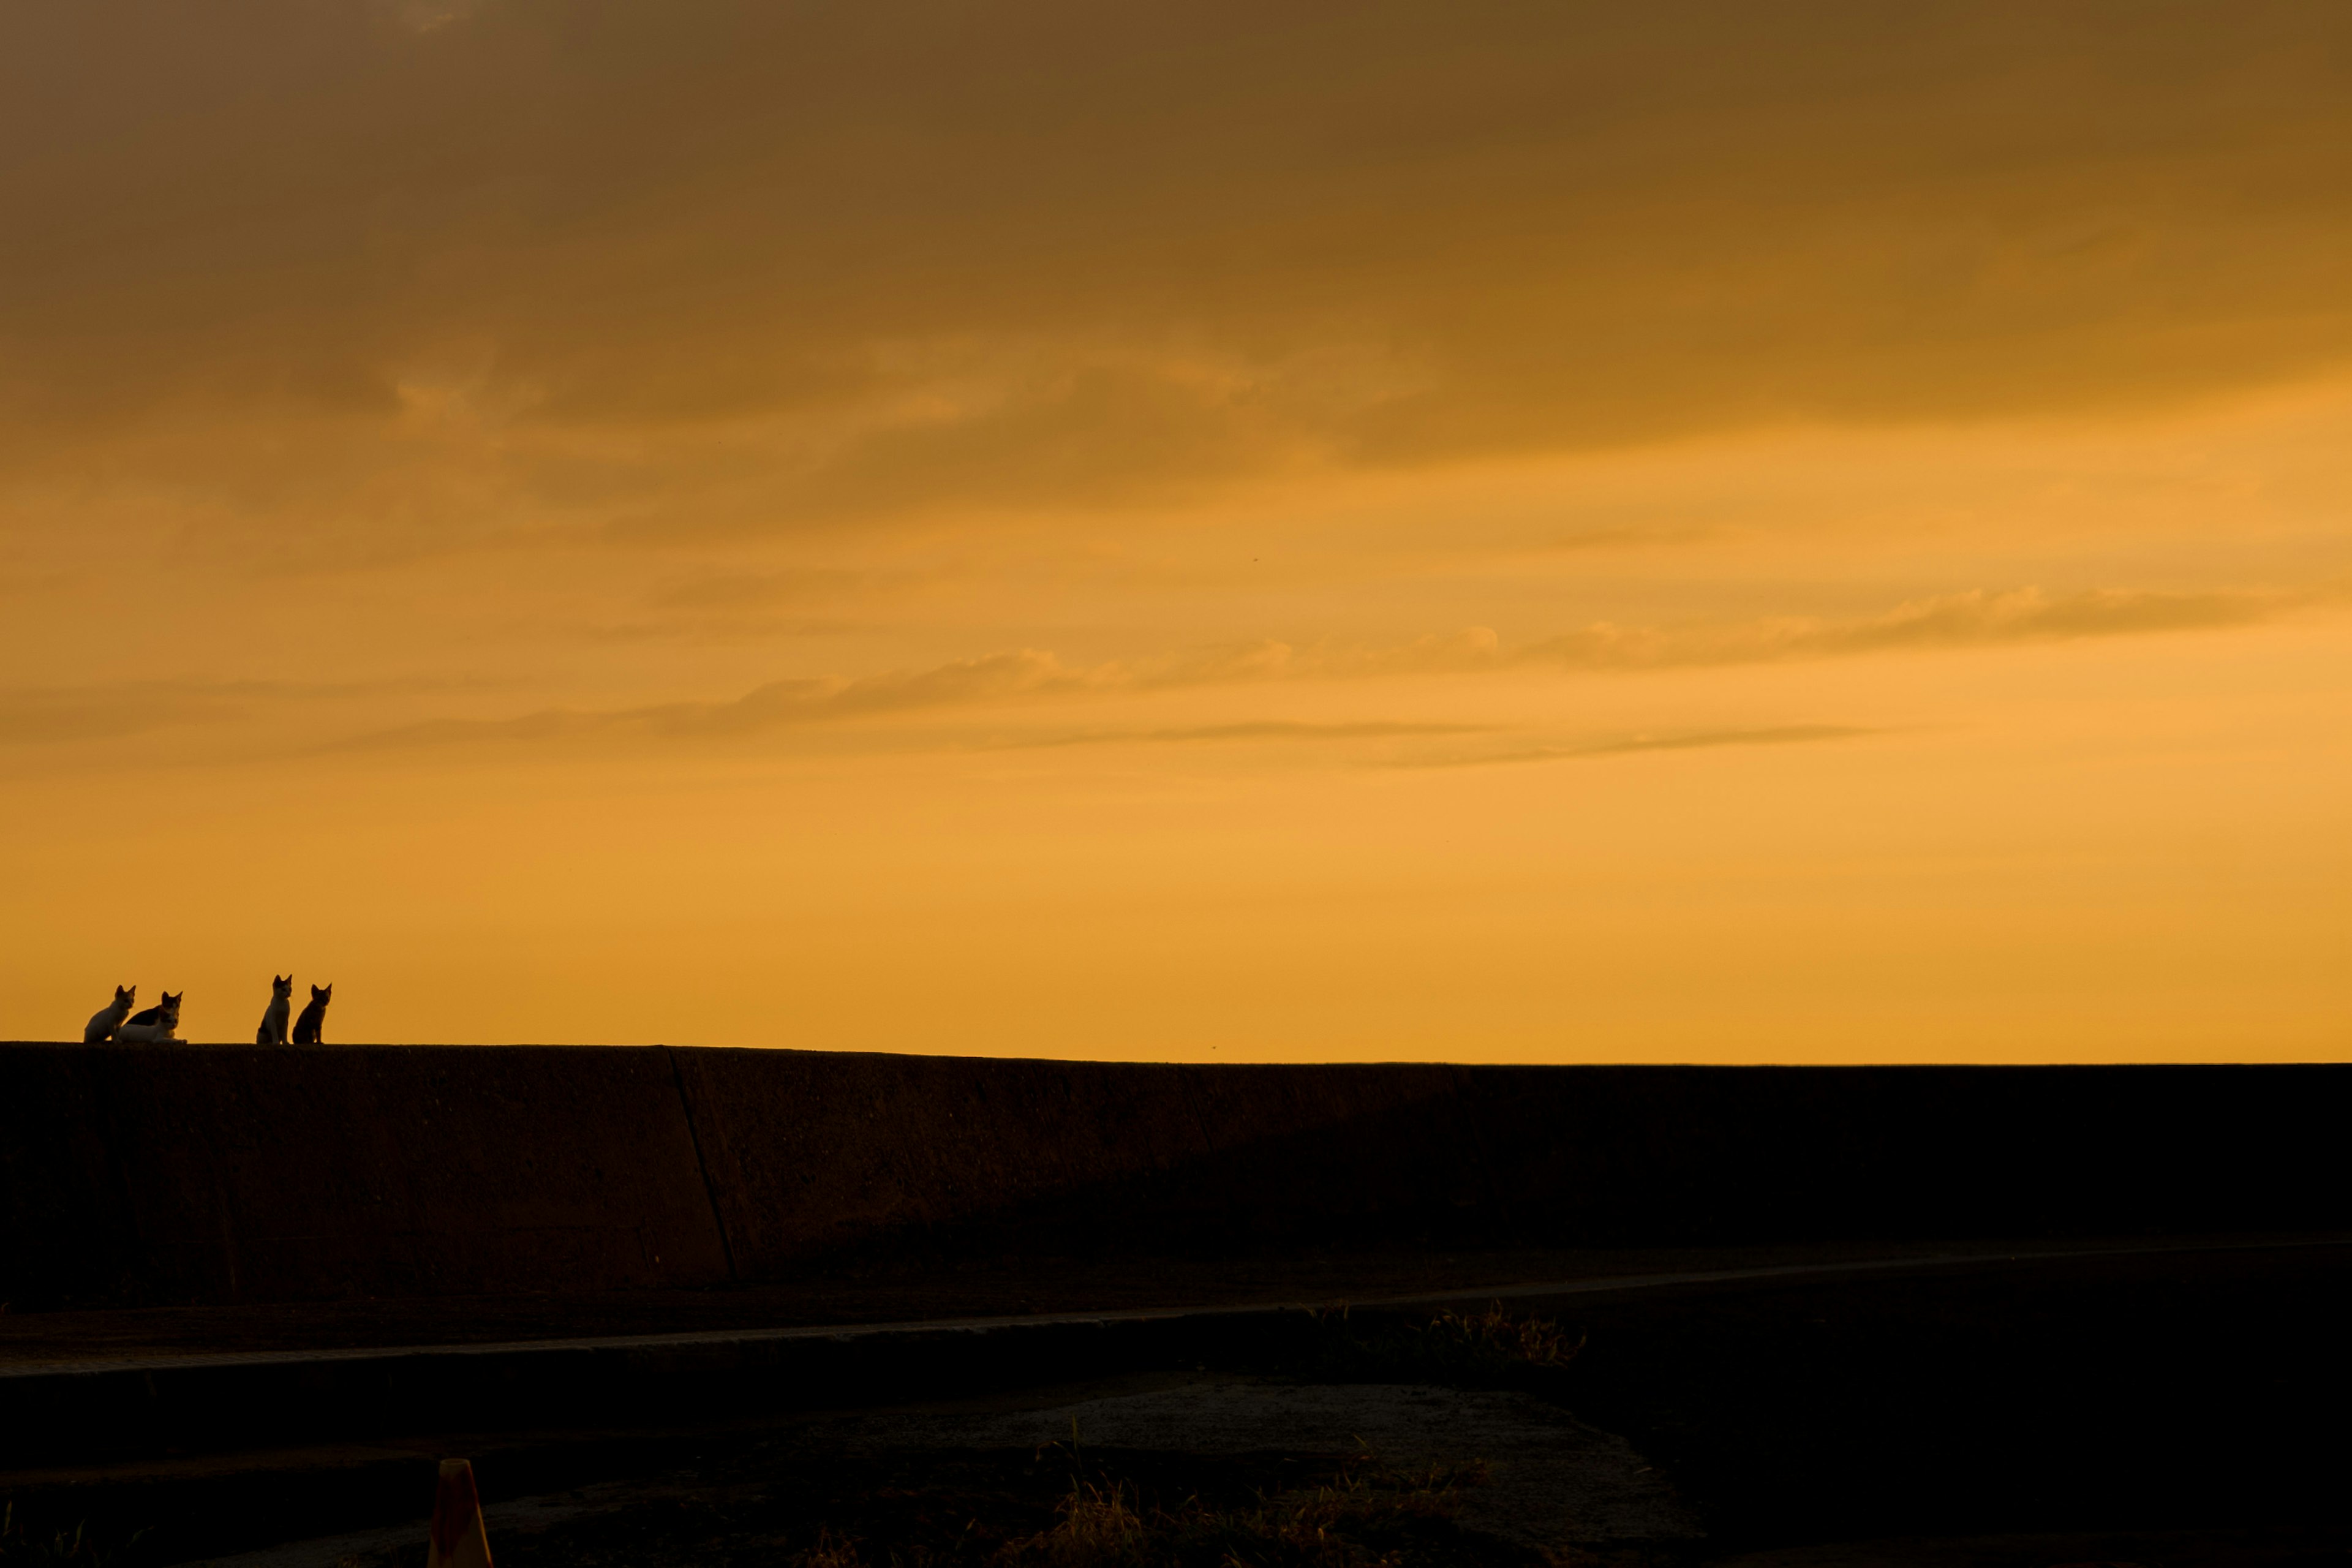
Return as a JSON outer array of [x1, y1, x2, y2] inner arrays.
[[7, 2, 2352, 550], [570, 565, 922, 642], [0, 685, 244, 746], [985, 720, 1496, 752], [341, 649, 1104, 749], [1384, 726, 1877, 771], [1142, 588, 2289, 684], [1520, 587, 2283, 670], [775, 361, 1301, 521], [643, 568, 876, 612], [0, 677, 491, 748], [331, 584, 2301, 753]]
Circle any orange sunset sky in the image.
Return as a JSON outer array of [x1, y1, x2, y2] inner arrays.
[[2, 2, 2347, 1060]]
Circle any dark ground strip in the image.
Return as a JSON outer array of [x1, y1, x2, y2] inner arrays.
[[1538, 1243, 2352, 1551], [4, 1242, 2346, 1566], [0, 1240, 2042, 1365], [4, 1234, 2333, 1368]]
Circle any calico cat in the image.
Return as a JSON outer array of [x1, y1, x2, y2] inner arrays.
[[256, 974, 293, 1045], [83, 984, 135, 1042], [116, 991, 182, 1043], [292, 982, 331, 1044]]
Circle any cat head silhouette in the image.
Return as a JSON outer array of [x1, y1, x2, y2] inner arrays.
[[157, 992, 182, 1016], [271, 974, 293, 1000], [113, 984, 134, 1007], [310, 984, 331, 1003]]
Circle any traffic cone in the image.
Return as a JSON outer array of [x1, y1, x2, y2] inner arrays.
[[427, 1457, 494, 1568]]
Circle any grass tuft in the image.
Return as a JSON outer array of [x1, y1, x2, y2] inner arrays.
[[1417, 1306, 1585, 1370], [0, 1506, 141, 1568], [999, 1480, 1152, 1568], [1287, 1305, 1586, 1392], [799, 1527, 871, 1568], [992, 1452, 1485, 1568]]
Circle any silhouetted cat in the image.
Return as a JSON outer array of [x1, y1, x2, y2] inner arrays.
[[292, 982, 331, 1044], [116, 991, 182, 1042], [257, 974, 293, 1045], [83, 984, 135, 1042]]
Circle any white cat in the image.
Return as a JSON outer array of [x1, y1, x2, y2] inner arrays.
[[257, 974, 292, 1045], [83, 984, 135, 1042], [116, 991, 182, 1042]]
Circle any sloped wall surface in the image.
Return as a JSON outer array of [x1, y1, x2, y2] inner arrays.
[[1, 1044, 2343, 1308], [0, 1044, 729, 1308], [668, 1052, 1482, 1275]]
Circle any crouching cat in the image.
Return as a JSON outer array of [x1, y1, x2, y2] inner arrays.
[[116, 992, 183, 1042], [292, 982, 331, 1044], [84, 984, 135, 1042], [257, 974, 293, 1045]]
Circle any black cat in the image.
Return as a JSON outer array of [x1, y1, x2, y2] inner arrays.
[[292, 982, 332, 1044], [117, 992, 182, 1042]]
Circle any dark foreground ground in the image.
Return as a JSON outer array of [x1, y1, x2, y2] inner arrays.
[[0, 1238, 2116, 1366], [1563, 1240, 2352, 1544], [4, 1240, 2347, 1567]]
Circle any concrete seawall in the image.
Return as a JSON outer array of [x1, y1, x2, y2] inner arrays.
[[1, 1044, 2343, 1309]]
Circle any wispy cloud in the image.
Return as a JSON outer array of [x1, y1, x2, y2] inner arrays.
[[331, 584, 2304, 753], [0, 677, 496, 748], [1518, 587, 2281, 669], [1136, 587, 2291, 684], [1384, 725, 1877, 770], [0, 685, 243, 745], [982, 720, 1496, 752], [342, 649, 1103, 750]]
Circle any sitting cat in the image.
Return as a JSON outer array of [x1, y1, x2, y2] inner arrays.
[[83, 984, 135, 1042], [256, 974, 293, 1045], [292, 982, 331, 1044], [116, 991, 182, 1043]]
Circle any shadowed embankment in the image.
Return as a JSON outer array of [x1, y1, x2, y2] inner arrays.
[[1, 1046, 2342, 1310]]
